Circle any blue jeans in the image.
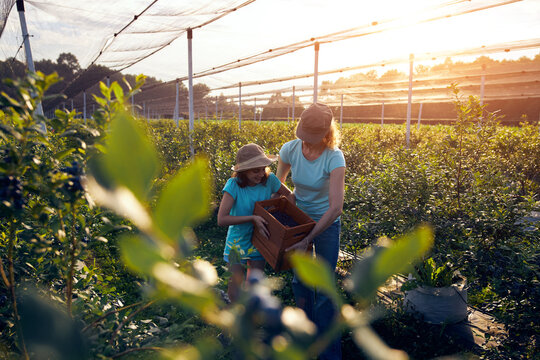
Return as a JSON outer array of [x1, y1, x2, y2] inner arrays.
[[292, 220, 341, 360]]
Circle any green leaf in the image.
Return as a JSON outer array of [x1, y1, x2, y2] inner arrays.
[[154, 157, 210, 244], [99, 81, 111, 101], [347, 225, 433, 300], [290, 253, 340, 305], [120, 235, 167, 275], [110, 82, 124, 104], [19, 288, 89, 360], [92, 95, 107, 107], [102, 111, 159, 201]]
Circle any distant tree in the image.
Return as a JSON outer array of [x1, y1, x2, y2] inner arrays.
[[320, 80, 332, 96], [57, 52, 80, 74], [379, 69, 405, 82], [415, 64, 430, 76], [267, 91, 286, 104]]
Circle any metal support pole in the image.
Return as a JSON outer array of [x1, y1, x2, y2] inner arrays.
[[220, 110, 223, 121], [292, 86, 296, 121], [417, 103, 423, 130], [259, 109, 262, 124], [340, 94, 344, 130], [106, 76, 110, 87], [174, 79, 179, 126], [143, 101, 146, 119], [287, 105, 290, 123], [406, 54, 414, 148], [238, 82, 242, 129], [480, 64, 486, 106], [83, 91, 86, 124], [187, 28, 194, 155], [313, 42, 319, 103], [254, 98, 257, 122], [381, 101, 385, 126], [16, 0, 43, 117], [71, 99, 74, 112]]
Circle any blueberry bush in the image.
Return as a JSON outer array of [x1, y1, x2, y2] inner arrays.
[[1, 72, 538, 359]]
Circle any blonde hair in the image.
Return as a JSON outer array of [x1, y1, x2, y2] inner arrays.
[[322, 121, 341, 149]]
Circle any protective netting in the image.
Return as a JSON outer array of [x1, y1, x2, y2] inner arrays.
[[183, 0, 524, 82], [0, 0, 14, 38], [1, 0, 538, 121], [0, 0, 256, 70]]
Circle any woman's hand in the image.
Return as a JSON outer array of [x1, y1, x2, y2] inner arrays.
[[285, 237, 311, 253], [252, 215, 269, 238]]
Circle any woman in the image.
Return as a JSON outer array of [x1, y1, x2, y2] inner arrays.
[[277, 102, 345, 360]]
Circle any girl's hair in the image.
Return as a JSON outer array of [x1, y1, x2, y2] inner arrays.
[[322, 120, 341, 149], [232, 167, 270, 188]]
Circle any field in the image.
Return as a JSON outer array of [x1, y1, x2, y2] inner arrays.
[[1, 74, 539, 359]]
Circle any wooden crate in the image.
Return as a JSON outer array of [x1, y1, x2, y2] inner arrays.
[[251, 197, 316, 271]]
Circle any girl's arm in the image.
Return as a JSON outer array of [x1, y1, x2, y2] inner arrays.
[[286, 166, 345, 252], [217, 192, 270, 238]]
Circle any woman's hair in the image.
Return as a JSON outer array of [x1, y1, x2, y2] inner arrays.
[[295, 119, 341, 149], [322, 121, 341, 149], [232, 167, 270, 188]]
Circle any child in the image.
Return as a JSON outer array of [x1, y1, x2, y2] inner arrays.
[[217, 143, 292, 302]]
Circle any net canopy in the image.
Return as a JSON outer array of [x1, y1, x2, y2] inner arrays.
[[0, 0, 538, 109], [0, 0, 255, 70]]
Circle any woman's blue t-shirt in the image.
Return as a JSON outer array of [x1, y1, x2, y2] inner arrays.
[[279, 139, 345, 221], [222, 172, 281, 260]]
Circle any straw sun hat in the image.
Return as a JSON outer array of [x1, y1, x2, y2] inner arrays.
[[231, 143, 277, 172], [296, 102, 333, 144]]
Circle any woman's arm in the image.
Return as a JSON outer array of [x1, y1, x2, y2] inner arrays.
[[276, 157, 295, 202], [217, 192, 269, 237], [276, 157, 291, 183], [276, 183, 293, 197], [286, 166, 345, 252]]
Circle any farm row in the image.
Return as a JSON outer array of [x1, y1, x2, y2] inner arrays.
[[1, 73, 538, 359], [146, 108, 539, 357]]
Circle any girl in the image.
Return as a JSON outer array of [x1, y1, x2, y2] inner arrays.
[[217, 143, 292, 302]]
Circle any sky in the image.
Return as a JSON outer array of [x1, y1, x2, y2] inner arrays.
[[1, 0, 539, 102]]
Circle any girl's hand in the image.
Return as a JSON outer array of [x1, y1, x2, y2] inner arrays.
[[252, 215, 269, 238]]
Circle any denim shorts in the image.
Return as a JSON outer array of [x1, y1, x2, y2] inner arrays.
[[223, 254, 265, 265]]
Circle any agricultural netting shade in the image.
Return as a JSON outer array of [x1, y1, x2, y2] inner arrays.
[[0, 0, 254, 70]]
